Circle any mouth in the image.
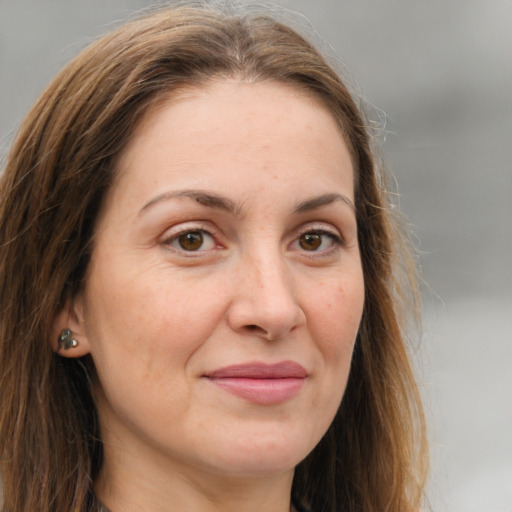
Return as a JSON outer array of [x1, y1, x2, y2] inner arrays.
[[203, 361, 308, 405]]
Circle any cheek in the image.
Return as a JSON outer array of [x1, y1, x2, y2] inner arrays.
[[306, 274, 363, 426], [308, 275, 364, 358], [85, 272, 227, 417], [297, 276, 364, 448], [84, 266, 229, 370]]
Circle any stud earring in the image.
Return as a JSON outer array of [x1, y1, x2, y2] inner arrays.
[[58, 328, 78, 350]]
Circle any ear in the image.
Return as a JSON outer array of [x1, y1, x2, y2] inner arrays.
[[51, 295, 92, 358]]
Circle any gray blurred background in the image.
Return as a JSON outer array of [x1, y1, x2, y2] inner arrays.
[[1, 1, 511, 510]]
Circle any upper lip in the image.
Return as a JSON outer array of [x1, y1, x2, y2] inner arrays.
[[204, 361, 308, 379]]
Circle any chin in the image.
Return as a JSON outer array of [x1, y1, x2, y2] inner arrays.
[[198, 428, 317, 477]]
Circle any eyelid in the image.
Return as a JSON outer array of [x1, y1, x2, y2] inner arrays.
[[295, 223, 344, 243], [160, 222, 223, 254], [289, 223, 345, 255]]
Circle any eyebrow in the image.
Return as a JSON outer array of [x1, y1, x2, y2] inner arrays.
[[294, 193, 355, 214], [139, 189, 355, 217], [139, 190, 241, 216]]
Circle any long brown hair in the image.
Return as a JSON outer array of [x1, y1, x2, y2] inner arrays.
[[0, 4, 428, 511]]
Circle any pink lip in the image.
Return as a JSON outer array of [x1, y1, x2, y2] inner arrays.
[[204, 361, 307, 405]]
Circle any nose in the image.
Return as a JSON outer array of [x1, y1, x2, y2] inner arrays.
[[227, 251, 306, 341]]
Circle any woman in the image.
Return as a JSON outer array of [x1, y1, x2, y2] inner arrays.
[[0, 3, 428, 512]]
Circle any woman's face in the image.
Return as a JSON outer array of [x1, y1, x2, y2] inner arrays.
[[73, 80, 364, 480]]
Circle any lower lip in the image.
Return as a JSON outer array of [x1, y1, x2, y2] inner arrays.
[[207, 377, 305, 405]]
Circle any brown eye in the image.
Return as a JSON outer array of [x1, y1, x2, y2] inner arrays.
[[299, 233, 322, 251], [166, 228, 216, 253], [294, 230, 342, 254], [177, 231, 205, 251]]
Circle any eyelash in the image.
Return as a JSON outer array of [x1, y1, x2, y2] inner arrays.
[[291, 227, 344, 256], [161, 225, 344, 256], [161, 224, 221, 254]]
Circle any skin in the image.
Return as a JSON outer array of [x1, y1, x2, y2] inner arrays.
[[57, 80, 365, 512]]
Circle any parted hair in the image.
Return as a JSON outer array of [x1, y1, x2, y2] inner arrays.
[[0, 3, 428, 511]]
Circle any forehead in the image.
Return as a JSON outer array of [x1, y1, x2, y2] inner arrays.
[[133, 79, 344, 141], [109, 79, 354, 211]]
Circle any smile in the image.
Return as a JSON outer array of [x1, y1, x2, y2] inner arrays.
[[204, 361, 308, 405]]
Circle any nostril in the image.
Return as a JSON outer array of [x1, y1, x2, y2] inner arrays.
[[244, 324, 270, 336], [243, 324, 276, 340]]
